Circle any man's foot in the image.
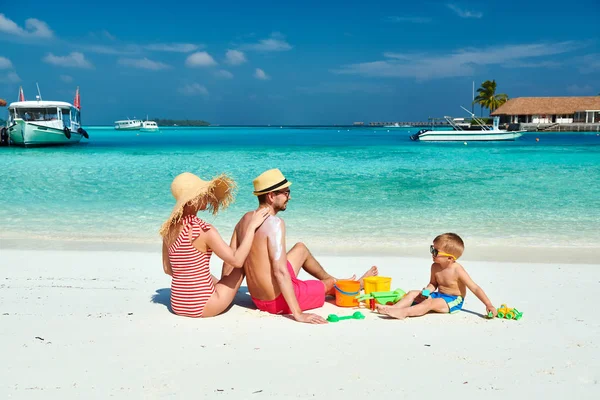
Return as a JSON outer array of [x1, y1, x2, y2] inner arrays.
[[325, 266, 378, 295], [376, 304, 408, 320], [357, 266, 378, 289]]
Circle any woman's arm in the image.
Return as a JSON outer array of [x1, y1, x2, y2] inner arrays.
[[162, 241, 173, 276], [200, 208, 269, 268]]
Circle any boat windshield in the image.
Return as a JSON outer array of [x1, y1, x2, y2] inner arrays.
[[15, 107, 59, 121]]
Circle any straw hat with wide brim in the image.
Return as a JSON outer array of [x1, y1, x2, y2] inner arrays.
[[253, 168, 292, 196], [159, 172, 235, 237]]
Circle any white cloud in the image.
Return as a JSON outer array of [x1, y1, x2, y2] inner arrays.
[[178, 83, 209, 96], [60, 75, 73, 83], [297, 82, 393, 94], [566, 84, 594, 95], [333, 41, 577, 80], [0, 56, 13, 69], [215, 69, 234, 79], [185, 51, 217, 67], [579, 54, 600, 73], [385, 16, 431, 23], [81, 44, 140, 55], [254, 68, 270, 80], [225, 49, 247, 65], [447, 4, 483, 19], [43, 52, 93, 69], [0, 14, 54, 38], [118, 57, 171, 70], [144, 43, 199, 53], [102, 30, 116, 40], [243, 33, 292, 52], [0, 71, 21, 83], [503, 60, 561, 68]]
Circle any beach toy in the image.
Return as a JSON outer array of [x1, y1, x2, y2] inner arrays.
[[326, 311, 365, 322], [488, 304, 523, 320], [363, 276, 392, 295], [334, 280, 360, 307], [356, 288, 406, 310], [421, 289, 430, 297]]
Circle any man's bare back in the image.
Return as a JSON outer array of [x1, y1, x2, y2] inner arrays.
[[234, 211, 282, 301]]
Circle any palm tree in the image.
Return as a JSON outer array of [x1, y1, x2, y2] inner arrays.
[[472, 80, 508, 116]]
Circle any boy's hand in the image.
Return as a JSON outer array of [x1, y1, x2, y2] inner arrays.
[[486, 305, 497, 318]]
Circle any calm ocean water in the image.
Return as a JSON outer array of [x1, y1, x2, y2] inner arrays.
[[1, 126, 599, 252]]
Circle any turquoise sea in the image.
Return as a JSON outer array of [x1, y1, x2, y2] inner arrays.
[[1, 126, 599, 253]]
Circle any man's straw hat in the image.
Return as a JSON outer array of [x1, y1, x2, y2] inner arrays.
[[253, 168, 292, 196], [159, 172, 235, 236]]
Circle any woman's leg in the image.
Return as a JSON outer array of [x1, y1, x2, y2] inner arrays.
[[202, 267, 245, 317]]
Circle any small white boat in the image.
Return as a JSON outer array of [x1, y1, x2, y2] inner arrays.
[[411, 109, 525, 142], [114, 118, 142, 130], [141, 120, 159, 131], [4, 86, 89, 147]]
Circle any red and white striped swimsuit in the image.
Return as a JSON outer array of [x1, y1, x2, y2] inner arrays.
[[168, 215, 215, 317]]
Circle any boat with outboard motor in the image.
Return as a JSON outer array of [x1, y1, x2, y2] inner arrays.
[[410, 107, 525, 142], [3, 86, 89, 147]]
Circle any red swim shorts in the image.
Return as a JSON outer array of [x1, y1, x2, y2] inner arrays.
[[251, 261, 325, 314]]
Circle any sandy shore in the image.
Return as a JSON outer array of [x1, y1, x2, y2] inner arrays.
[[1, 248, 599, 399]]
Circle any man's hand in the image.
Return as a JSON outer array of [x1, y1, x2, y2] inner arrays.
[[294, 312, 328, 324]]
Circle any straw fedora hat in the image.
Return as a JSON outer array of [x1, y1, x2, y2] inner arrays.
[[159, 172, 235, 236], [253, 168, 292, 196]]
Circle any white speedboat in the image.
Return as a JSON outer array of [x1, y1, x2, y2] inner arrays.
[[141, 120, 159, 131], [114, 118, 142, 130], [140, 116, 159, 132], [410, 111, 525, 142], [4, 87, 89, 147]]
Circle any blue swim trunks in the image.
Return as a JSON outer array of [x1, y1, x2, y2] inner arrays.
[[430, 292, 464, 314]]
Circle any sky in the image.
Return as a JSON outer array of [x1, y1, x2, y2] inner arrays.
[[1, 0, 599, 125]]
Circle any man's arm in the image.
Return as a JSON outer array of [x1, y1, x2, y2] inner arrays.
[[267, 218, 326, 324], [457, 265, 497, 316]]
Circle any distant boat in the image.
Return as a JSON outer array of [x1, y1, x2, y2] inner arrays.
[[383, 123, 401, 128], [3, 86, 89, 147], [114, 118, 142, 130], [410, 107, 525, 142], [141, 120, 159, 132]]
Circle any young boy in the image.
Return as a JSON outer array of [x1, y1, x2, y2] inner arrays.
[[377, 233, 497, 320]]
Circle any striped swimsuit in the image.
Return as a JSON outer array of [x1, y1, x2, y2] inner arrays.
[[168, 215, 215, 317]]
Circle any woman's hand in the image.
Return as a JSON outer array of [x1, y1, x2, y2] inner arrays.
[[249, 207, 270, 230]]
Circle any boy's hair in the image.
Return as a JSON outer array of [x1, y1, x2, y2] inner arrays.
[[433, 233, 465, 259]]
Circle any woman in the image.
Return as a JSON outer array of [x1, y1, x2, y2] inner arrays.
[[159, 172, 269, 318]]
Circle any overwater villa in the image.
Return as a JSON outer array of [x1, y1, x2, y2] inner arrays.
[[492, 96, 600, 125]]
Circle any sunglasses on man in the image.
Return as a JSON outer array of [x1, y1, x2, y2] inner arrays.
[[430, 245, 456, 260]]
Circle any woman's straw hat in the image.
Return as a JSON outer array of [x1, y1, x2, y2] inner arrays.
[[253, 168, 292, 196], [159, 172, 235, 236]]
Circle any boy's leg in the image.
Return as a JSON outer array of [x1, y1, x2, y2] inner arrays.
[[380, 290, 421, 310], [377, 298, 449, 320]]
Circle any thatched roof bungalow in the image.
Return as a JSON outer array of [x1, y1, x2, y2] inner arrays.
[[491, 96, 600, 124]]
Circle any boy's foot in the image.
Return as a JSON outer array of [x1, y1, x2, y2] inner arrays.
[[376, 304, 408, 320]]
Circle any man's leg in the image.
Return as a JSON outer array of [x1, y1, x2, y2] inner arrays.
[[378, 298, 449, 320], [287, 242, 332, 280], [287, 242, 378, 290]]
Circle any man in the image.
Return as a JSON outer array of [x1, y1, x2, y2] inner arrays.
[[226, 168, 377, 324]]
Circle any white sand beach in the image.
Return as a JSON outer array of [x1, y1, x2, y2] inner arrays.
[[1, 248, 599, 399]]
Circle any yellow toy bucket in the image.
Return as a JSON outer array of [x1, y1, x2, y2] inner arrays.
[[363, 276, 392, 295], [334, 280, 360, 307]]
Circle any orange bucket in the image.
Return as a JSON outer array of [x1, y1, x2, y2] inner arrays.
[[334, 280, 360, 307]]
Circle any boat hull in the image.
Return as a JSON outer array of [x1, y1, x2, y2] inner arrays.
[[8, 120, 83, 147], [416, 130, 524, 142]]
